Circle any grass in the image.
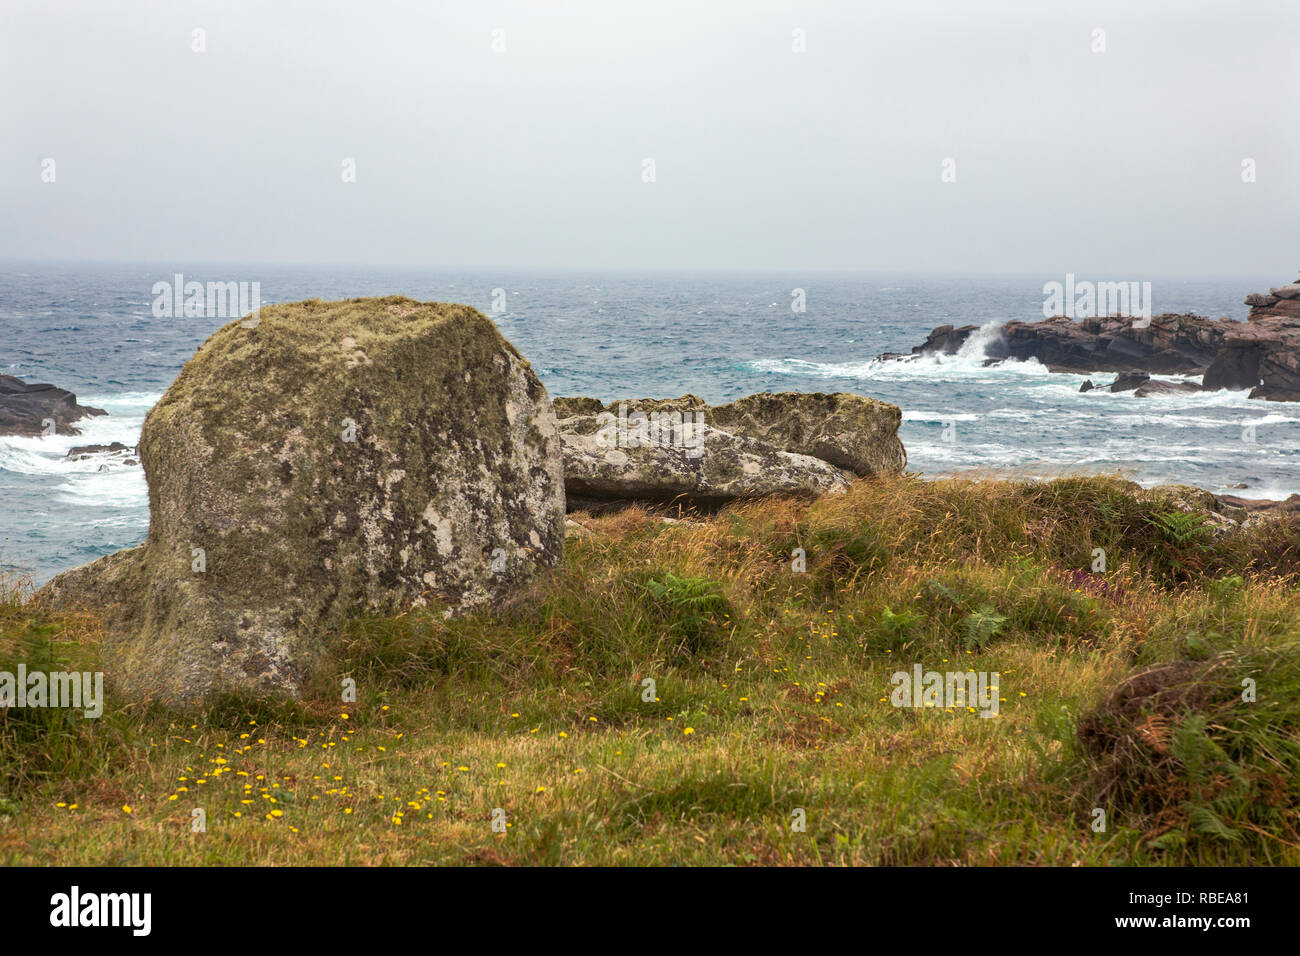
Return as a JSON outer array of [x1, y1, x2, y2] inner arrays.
[[1, 473, 1299, 865]]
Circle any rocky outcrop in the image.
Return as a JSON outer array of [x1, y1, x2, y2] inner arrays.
[[881, 316, 1226, 372], [1224, 280, 1300, 401], [899, 324, 978, 357], [0, 375, 106, 437], [35, 296, 566, 704], [884, 277, 1300, 401], [977, 314, 1225, 374], [554, 391, 905, 510]]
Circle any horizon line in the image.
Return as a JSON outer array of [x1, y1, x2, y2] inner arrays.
[[0, 257, 1284, 282]]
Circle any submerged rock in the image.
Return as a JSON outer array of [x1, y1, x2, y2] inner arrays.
[[1132, 380, 1202, 398], [66, 441, 138, 466], [1108, 372, 1151, 393], [66, 441, 132, 458], [36, 297, 565, 704]]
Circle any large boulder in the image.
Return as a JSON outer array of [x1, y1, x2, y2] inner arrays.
[[707, 392, 906, 477], [0, 375, 106, 437], [1234, 281, 1300, 398], [35, 297, 565, 703], [560, 418, 852, 508], [553, 391, 904, 510]]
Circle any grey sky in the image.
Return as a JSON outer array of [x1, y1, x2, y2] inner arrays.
[[2, 0, 1296, 274]]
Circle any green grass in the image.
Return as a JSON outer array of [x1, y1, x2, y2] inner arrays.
[[1, 474, 1298, 865]]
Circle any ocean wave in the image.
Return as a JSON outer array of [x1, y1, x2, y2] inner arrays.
[[81, 390, 164, 411], [746, 353, 1048, 382], [0, 412, 147, 477], [53, 469, 148, 509], [901, 410, 980, 422]]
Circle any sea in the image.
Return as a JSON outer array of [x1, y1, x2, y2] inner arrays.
[[2, 262, 1296, 586]]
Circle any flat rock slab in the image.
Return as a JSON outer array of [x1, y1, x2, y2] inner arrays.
[[554, 391, 904, 509]]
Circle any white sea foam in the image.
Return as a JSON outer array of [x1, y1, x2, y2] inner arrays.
[[0, 393, 157, 512], [54, 468, 147, 508], [902, 410, 980, 422]]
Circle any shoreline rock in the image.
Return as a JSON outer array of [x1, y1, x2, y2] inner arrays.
[[0, 375, 107, 437], [883, 276, 1300, 401]]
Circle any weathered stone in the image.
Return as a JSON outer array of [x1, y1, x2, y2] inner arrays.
[[1245, 293, 1279, 308], [36, 297, 565, 704], [1132, 380, 1201, 397], [0, 375, 106, 437], [1108, 372, 1151, 393], [553, 391, 903, 509], [560, 417, 851, 509], [706, 392, 906, 477], [551, 396, 607, 418]]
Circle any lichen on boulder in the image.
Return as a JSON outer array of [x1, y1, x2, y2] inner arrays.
[[553, 391, 905, 510], [36, 296, 565, 704]]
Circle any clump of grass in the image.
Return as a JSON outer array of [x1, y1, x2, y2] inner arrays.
[[640, 572, 734, 659], [1076, 644, 1300, 861]]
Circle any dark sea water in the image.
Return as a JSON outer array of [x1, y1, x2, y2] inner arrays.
[[1, 262, 1295, 585]]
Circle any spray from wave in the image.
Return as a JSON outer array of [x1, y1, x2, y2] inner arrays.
[[744, 321, 1042, 382]]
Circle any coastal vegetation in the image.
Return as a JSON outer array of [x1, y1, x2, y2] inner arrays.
[[3, 473, 1297, 865]]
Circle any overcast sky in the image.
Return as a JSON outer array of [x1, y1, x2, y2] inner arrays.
[[2, 0, 1296, 275]]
